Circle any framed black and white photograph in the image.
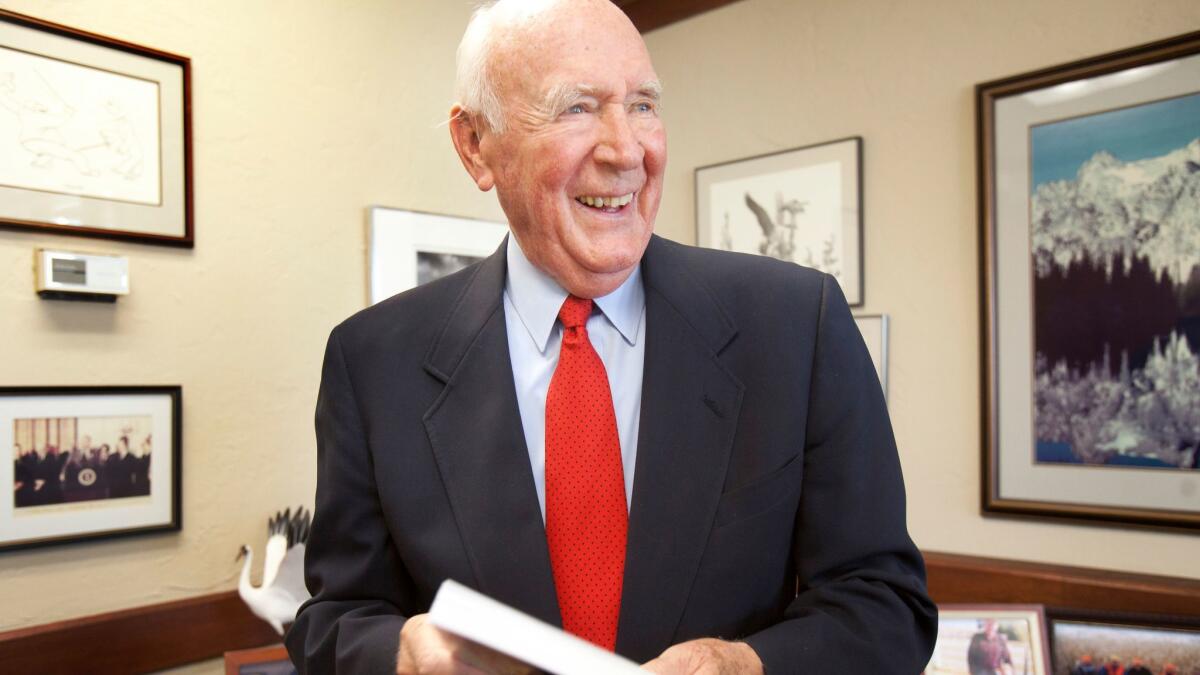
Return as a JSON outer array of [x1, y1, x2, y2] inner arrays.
[[1050, 617, 1200, 675], [979, 31, 1200, 529], [368, 206, 506, 305], [925, 605, 1051, 675], [695, 137, 863, 305], [0, 9, 193, 247], [854, 314, 889, 401], [2, 386, 181, 552]]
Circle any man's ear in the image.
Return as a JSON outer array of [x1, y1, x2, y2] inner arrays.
[[449, 105, 496, 192]]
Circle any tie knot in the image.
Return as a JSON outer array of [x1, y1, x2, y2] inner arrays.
[[558, 295, 593, 330]]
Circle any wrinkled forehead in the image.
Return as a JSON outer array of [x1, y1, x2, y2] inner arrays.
[[489, 4, 657, 99]]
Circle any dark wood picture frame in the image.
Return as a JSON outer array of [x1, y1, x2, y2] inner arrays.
[[978, 31, 1200, 531], [2, 385, 182, 552], [0, 9, 194, 247], [695, 136, 864, 306]]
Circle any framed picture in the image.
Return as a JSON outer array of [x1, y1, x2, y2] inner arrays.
[[2, 385, 181, 552], [853, 313, 889, 401], [978, 31, 1200, 529], [696, 136, 863, 306], [224, 644, 295, 675], [0, 10, 193, 247], [925, 605, 1051, 675], [368, 206, 507, 305], [1050, 616, 1200, 675]]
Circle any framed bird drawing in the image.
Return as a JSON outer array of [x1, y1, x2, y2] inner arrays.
[[696, 137, 864, 306]]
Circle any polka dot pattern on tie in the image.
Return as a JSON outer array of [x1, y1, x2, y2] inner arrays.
[[545, 295, 628, 651]]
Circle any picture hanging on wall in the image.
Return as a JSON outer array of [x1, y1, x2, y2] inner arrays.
[[924, 605, 1051, 675], [695, 137, 863, 306], [853, 313, 889, 402], [979, 31, 1200, 529], [368, 206, 507, 305], [0, 9, 193, 247], [1, 386, 182, 552]]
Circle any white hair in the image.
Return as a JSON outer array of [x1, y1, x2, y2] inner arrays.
[[454, 0, 570, 133]]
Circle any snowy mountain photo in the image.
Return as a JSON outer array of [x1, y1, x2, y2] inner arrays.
[[1030, 92, 1200, 471]]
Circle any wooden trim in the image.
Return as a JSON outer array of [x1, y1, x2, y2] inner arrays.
[[925, 551, 1200, 618], [224, 644, 290, 675], [0, 591, 278, 675], [2, 551, 1197, 673], [617, 0, 743, 33]]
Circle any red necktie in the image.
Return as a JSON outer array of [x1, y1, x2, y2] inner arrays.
[[545, 295, 627, 650]]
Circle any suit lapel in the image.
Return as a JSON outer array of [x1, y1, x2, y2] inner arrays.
[[616, 236, 744, 660], [422, 238, 562, 627]]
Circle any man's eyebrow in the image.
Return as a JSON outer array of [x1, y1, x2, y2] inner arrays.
[[538, 80, 663, 117], [539, 83, 598, 117], [635, 80, 663, 102]]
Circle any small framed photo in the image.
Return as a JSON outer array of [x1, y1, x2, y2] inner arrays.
[[3, 386, 181, 552], [695, 136, 863, 306], [368, 206, 507, 305], [224, 644, 295, 675], [853, 313, 889, 402], [978, 31, 1200, 529], [0, 10, 193, 247], [1051, 617, 1200, 675], [925, 605, 1051, 675]]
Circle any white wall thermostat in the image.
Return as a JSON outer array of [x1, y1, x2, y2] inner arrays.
[[35, 249, 130, 302]]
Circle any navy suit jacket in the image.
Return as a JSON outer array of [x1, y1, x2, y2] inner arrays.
[[286, 235, 937, 673]]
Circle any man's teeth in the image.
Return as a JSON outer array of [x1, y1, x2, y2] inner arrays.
[[577, 193, 634, 208]]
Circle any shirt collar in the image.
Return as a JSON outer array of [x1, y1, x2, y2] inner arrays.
[[505, 234, 645, 354]]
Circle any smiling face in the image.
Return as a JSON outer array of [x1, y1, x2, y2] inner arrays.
[[452, 0, 666, 297]]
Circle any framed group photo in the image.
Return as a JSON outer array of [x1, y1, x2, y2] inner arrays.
[[695, 137, 863, 306], [1050, 615, 1200, 675], [0, 9, 193, 246], [978, 31, 1200, 529], [2, 386, 182, 552], [368, 206, 506, 305]]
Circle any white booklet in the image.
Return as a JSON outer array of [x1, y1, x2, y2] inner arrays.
[[428, 579, 643, 674]]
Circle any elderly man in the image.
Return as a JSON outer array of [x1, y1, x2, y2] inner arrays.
[[286, 1, 936, 673]]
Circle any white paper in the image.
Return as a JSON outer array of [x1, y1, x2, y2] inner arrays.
[[428, 579, 643, 675]]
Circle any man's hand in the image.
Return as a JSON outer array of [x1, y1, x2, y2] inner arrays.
[[396, 614, 537, 675], [642, 638, 763, 675]]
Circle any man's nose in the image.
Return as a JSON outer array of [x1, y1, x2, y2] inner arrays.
[[594, 107, 644, 170]]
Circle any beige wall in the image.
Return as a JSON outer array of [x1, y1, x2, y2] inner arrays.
[[0, 0, 1197, 653], [0, 0, 502, 634], [644, 0, 1200, 579]]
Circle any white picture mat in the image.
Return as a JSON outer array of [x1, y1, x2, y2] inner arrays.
[[1, 393, 175, 547], [696, 138, 861, 304], [992, 52, 1200, 512], [0, 19, 186, 237], [368, 206, 507, 305], [0, 45, 161, 203], [853, 314, 888, 401]]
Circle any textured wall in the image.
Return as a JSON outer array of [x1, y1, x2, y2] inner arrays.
[[0, 0, 502, 635], [643, 0, 1200, 579], [1, 0, 1198, 658]]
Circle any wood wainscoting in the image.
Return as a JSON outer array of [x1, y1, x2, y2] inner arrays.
[[2, 552, 1198, 674], [0, 590, 277, 675]]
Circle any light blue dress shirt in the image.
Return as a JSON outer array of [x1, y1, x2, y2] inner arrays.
[[503, 236, 646, 521]]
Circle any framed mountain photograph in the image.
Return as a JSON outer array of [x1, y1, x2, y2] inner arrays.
[[979, 31, 1200, 529]]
